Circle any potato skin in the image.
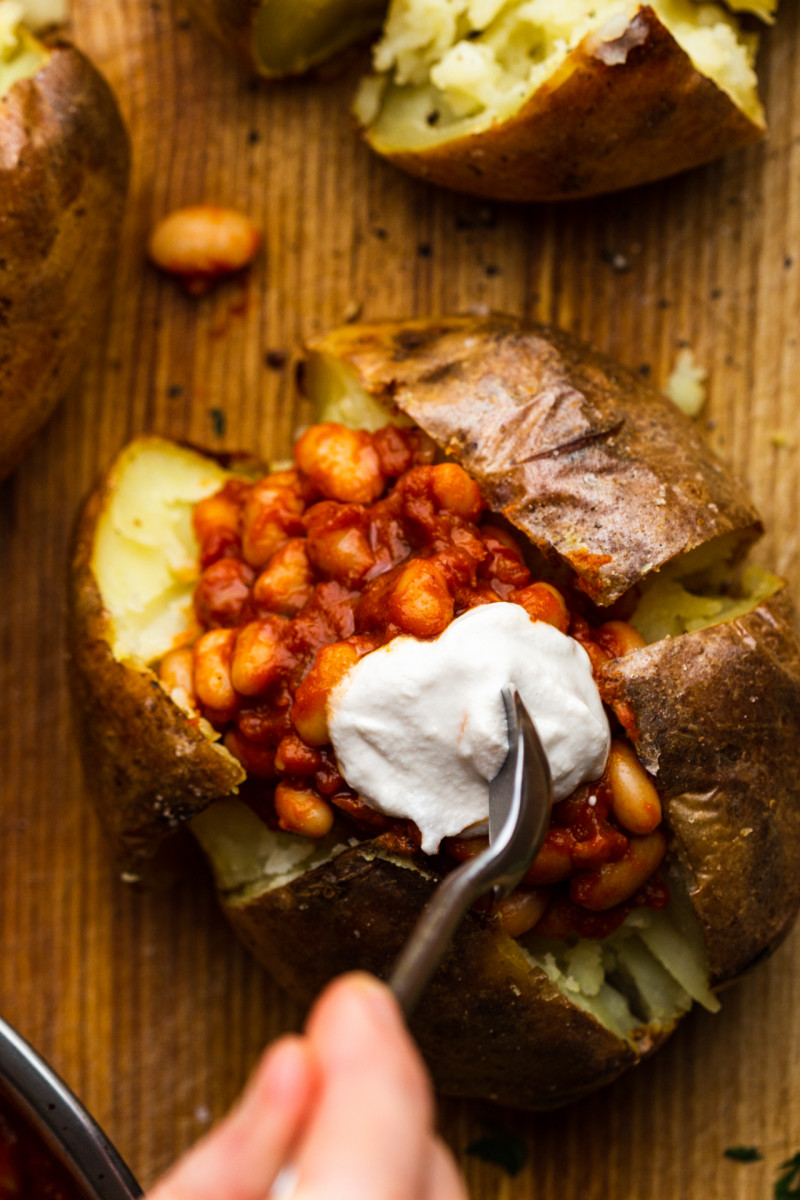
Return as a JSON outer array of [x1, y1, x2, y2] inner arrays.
[[601, 588, 800, 987], [0, 39, 129, 481], [363, 8, 764, 202], [68, 468, 245, 882], [306, 314, 762, 605], [225, 841, 646, 1108]]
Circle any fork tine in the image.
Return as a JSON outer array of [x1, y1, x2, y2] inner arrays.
[[387, 688, 553, 1018]]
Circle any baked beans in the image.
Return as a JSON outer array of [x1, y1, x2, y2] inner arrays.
[[167, 421, 669, 940]]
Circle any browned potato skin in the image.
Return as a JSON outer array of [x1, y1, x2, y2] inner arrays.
[[306, 314, 762, 605], [225, 840, 651, 1109], [0, 39, 129, 481], [601, 588, 800, 988], [362, 8, 764, 202], [67, 470, 245, 882]]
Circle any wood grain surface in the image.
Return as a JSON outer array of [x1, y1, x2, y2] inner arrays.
[[2, 3, 800, 1197]]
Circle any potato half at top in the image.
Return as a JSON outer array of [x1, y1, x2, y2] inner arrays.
[[0, 1, 129, 479], [187, 0, 387, 78], [354, 0, 774, 200], [68, 316, 800, 1107]]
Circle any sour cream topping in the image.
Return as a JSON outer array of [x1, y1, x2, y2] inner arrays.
[[328, 602, 611, 855]]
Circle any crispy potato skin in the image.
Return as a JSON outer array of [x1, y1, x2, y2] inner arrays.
[[601, 589, 800, 987], [306, 314, 761, 605], [0, 40, 129, 481], [68, 472, 245, 881], [364, 8, 764, 201], [225, 842, 649, 1108]]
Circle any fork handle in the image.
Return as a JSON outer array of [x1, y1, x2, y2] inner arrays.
[[387, 852, 498, 1018]]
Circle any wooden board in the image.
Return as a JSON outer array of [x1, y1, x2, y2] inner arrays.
[[2, 3, 800, 1197]]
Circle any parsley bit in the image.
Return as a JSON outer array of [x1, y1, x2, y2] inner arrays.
[[466, 1129, 528, 1177], [724, 1146, 763, 1163], [776, 1152, 800, 1199]]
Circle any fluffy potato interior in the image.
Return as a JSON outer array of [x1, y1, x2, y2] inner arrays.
[[91, 439, 233, 666], [354, 0, 765, 151], [254, 0, 387, 74], [0, 2, 49, 96]]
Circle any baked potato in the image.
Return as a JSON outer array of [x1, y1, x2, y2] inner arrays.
[[68, 315, 800, 1108], [0, 0, 129, 481], [186, 0, 386, 78], [185, 0, 777, 201], [354, 0, 775, 201]]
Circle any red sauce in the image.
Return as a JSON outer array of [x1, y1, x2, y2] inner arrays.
[[0, 1095, 83, 1200], [160, 422, 669, 940]]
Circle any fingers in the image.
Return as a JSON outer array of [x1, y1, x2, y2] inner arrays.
[[291, 973, 436, 1200], [421, 1137, 470, 1200], [149, 1035, 317, 1200]]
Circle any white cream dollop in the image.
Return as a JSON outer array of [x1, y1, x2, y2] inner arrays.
[[328, 603, 610, 855]]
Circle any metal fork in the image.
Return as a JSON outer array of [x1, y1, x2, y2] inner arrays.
[[388, 686, 553, 1018]]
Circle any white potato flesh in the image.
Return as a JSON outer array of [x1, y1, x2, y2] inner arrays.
[[0, 2, 48, 95], [91, 438, 233, 666], [355, 0, 765, 151]]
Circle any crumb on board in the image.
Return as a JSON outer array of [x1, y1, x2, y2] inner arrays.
[[770, 430, 796, 449], [664, 347, 708, 418]]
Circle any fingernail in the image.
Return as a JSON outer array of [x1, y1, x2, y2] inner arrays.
[[337, 972, 402, 1028]]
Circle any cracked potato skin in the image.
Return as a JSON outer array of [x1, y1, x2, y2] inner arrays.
[[224, 842, 646, 1109], [68, 468, 245, 882], [0, 39, 129, 481], [306, 314, 762, 605], [363, 8, 764, 202], [600, 588, 800, 986]]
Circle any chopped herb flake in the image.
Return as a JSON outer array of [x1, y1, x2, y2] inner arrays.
[[466, 1130, 527, 1177], [776, 1152, 800, 1198], [209, 408, 226, 437], [724, 1146, 763, 1162]]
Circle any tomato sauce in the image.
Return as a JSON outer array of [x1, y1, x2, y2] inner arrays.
[[162, 421, 669, 940], [0, 1094, 83, 1200]]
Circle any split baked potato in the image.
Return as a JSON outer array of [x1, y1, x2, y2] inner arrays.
[[68, 315, 800, 1108], [0, 0, 129, 480], [188, 0, 777, 200], [354, 0, 775, 201]]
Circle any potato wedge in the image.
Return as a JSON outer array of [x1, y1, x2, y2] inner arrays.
[[69, 317, 800, 1105], [68, 440, 247, 879], [0, 13, 129, 480], [187, 0, 386, 78], [355, 1, 770, 201]]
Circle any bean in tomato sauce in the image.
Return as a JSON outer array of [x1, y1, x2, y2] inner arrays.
[[162, 421, 669, 941]]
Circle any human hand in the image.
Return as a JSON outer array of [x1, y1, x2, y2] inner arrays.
[[147, 972, 469, 1200]]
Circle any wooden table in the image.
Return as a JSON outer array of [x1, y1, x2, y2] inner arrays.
[[3, 3, 800, 1197]]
